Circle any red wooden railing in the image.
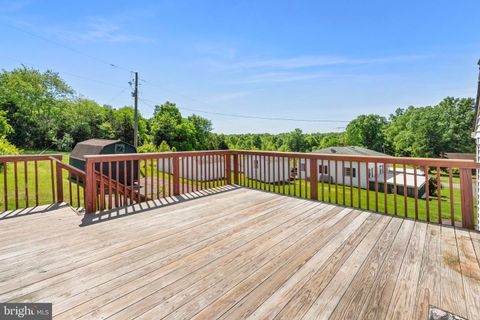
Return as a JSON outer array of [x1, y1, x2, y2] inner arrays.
[[1, 150, 478, 229], [0, 154, 86, 211], [232, 151, 478, 229], [83, 151, 231, 213]]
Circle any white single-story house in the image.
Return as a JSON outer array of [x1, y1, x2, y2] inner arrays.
[[158, 156, 225, 182], [298, 146, 427, 197], [243, 156, 291, 183], [304, 146, 392, 190]]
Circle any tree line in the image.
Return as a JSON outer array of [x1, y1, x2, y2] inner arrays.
[[0, 67, 475, 158]]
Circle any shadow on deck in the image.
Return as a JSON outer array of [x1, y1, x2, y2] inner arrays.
[[0, 187, 479, 319]]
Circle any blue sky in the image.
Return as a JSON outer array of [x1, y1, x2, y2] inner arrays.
[[1, 0, 479, 133]]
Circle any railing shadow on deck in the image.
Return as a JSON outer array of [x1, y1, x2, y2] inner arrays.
[[0, 202, 79, 221], [79, 184, 241, 227]]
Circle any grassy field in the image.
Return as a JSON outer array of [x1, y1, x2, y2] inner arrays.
[[0, 152, 474, 227], [0, 152, 86, 209]]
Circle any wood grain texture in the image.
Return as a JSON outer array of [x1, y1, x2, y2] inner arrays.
[[412, 224, 441, 320], [0, 188, 477, 320], [440, 226, 468, 318]]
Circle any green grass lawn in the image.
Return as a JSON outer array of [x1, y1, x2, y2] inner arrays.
[[0, 152, 85, 210]]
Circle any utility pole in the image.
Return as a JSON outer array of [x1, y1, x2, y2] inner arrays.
[[133, 71, 139, 148]]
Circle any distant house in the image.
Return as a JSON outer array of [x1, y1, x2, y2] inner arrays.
[[158, 156, 225, 182], [244, 156, 291, 183], [300, 146, 426, 197], [306, 146, 391, 189]]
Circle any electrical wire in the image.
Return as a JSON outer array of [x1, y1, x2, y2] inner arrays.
[[139, 98, 350, 123], [1, 21, 133, 73], [3, 22, 353, 124]]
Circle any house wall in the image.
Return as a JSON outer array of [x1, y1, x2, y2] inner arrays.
[[158, 157, 225, 182], [244, 156, 291, 183], [299, 159, 391, 189], [476, 136, 480, 230]]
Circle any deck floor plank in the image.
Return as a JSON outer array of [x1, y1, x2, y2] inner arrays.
[[385, 220, 427, 320], [0, 188, 477, 320], [412, 224, 442, 320], [456, 229, 480, 320], [326, 217, 403, 320], [441, 226, 468, 318]]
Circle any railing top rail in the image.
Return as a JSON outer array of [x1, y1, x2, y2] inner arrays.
[[0, 154, 63, 161], [84, 150, 231, 161], [232, 150, 480, 169], [48, 156, 86, 177], [85, 149, 479, 169]]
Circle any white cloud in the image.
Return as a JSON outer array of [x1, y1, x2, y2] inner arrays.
[[202, 90, 254, 103], [1, 13, 152, 44], [209, 54, 429, 71], [0, 0, 32, 13], [74, 17, 151, 43]]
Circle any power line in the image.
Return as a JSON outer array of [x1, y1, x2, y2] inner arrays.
[[4, 22, 352, 124], [105, 86, 131, 105], [1, 56, 127, 89], [2, 21, 134, 73], [140, 98, 350, 123]]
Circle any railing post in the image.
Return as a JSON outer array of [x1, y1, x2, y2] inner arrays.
[[225, 153, 232, 184], [233, 153, 239, 185], [310, 158, 318, 201], [84, 158, 96, 213], [55, 155, 64, 203], [460, 168, 474, 229], [173, 155, 180, 196]]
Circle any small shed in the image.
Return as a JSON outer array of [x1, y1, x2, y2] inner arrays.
[[70, 139, 138, 185]]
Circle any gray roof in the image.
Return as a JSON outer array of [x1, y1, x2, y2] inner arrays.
[[71, 139, 122, 160], [312, 146, 390, 157]]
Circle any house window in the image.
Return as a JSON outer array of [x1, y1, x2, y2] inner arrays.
[[300, 163, 306, 171], [369, 168, 374, 178], [379, 165, 384, 175], [319, 165, 328, 174], [345, 167, 356, 178]]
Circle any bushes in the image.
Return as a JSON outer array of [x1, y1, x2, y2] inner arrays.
[[0, 137, 21, 155], [137, 140, 176, 153]]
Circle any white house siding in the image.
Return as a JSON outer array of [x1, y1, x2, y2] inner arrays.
[[244, 156, 291, 183], [476, 135, 480, 230], [299, 159, 390, 189], [158, 156, 225, 182]]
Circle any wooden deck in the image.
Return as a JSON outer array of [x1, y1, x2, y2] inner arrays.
[[1, 187, 479, 319]]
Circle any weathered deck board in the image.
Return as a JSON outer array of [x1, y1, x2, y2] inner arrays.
[[0, 188, 478, 320]]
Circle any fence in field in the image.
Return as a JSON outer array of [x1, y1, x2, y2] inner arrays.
[[1, 150, 478, 229]]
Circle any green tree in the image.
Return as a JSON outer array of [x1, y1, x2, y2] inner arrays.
[[0, 110, 13, 137], [345, 114, 387, 152], [0, 67, 73, 149], [188, 114, 212, 149], [151, 102, 181, 147], [110, 106, 148, 145], [384, 97, 475, 157], [287, 128, 307, 152]]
